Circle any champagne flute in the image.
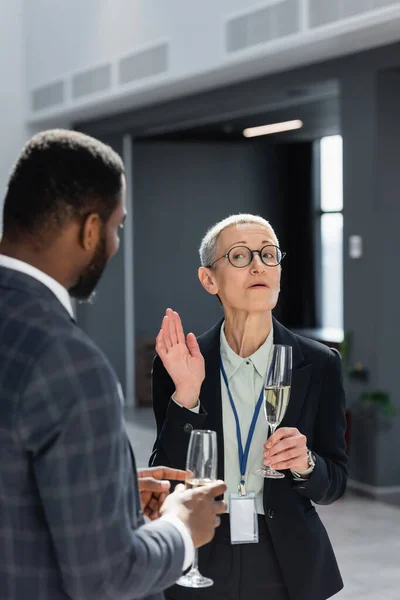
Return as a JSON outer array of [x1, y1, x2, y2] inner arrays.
[[255, 345, 292, 479], [176, 429, 217, 589]]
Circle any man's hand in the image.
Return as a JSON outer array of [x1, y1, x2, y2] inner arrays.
[[263, 427, 309, 473], [160, 480, 227, 548], [137, 467, 187, 520]]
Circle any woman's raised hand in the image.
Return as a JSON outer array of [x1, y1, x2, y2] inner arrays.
[[155, 309, 205, 409]]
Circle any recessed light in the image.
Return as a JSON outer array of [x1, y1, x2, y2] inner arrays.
[[243, 119, 303, 138]]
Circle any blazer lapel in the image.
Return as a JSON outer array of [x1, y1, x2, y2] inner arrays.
[[196, 318, 312, 483], [273, 318, 312, 428], [198, 320, 225, 481]]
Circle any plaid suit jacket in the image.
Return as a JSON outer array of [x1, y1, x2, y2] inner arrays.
[[0, 266, 184, 600]]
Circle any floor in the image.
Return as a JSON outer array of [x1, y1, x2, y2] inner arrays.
[[126, 407, 400, 600]]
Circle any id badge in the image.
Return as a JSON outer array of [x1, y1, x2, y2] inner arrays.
[[229, 492, 259, 545]]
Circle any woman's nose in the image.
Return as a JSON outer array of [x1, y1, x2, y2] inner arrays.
[[250, 252, 266, 272]]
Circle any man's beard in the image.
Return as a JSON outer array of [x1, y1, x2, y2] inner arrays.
[[69, 234, 108, 302]]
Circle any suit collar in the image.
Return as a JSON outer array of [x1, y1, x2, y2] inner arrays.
[[0, 265, 75, 323], [220, 322, 274, 379], [272, 317, 304, 368], [272, 318, 311, 429], [197, 318, 223, 355], [198, 316, 304, 366], [0, 256, 74, 318]]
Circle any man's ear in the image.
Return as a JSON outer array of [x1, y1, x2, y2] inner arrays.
[[198, 266, 219, 296], [80, 213, 101, 251]]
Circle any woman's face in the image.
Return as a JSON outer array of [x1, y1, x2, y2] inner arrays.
[[199, 223, 282, 314]]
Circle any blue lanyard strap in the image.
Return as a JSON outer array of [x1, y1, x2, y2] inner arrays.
[[220, 358, 264, 486]]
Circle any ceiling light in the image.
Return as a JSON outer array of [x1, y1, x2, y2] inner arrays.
[[243, 119, 303, 138]]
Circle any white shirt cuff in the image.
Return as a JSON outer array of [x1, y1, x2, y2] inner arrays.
[[160, 514, 194, 571], [172, 394, 201, 414]]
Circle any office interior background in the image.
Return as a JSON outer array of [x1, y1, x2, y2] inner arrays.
[[2, 1, 400, 598]]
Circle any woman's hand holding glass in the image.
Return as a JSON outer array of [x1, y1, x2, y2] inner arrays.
[[263, 427, 309, 473]]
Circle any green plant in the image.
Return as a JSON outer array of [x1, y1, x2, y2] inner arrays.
[[359, 390, 396, 417], [340, 331, 396, 421]]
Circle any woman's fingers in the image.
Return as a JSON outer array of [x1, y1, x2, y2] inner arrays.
[[162, 314, 173, 349], [166, 308, 179, 345], [158, 309, 192, 360], [186, 333, 201, 358], [155, 329, 167, 356], [173, 311, 186, 344]]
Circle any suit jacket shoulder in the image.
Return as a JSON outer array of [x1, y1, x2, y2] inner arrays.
[[0, 267, 186, 600], [280, 324, 337, 364]]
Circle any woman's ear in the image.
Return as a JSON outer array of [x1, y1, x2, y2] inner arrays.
[[198, 267, 219, 296]]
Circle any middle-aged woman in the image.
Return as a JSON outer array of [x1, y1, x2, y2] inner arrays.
[[150, 214, 347, 600]]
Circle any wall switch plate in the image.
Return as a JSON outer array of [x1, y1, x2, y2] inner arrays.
[[349, 235, 363, 259]]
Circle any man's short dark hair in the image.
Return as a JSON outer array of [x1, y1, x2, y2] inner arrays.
[[2, 129, 125, 243]]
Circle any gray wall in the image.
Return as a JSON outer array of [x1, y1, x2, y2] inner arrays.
[[78, 41, 400, 489], [375, 71, 400, 488], [341, 68, 400, 488], [132, 140, 283, 339], [75, 135, 127, 394]]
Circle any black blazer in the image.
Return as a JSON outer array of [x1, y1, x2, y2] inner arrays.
[[151, 318, 348, 600]]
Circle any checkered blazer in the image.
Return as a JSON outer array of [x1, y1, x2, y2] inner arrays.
[[0, 266, 184, 600]]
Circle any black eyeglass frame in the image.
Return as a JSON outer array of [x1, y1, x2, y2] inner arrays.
[[207, 244, 287, 269]]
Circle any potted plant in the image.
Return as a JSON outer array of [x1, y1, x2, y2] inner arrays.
[[339, 333, 396, 490]]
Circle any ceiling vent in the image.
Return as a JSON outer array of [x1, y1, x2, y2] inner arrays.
[[309, 0, 400, 28], [226, 1, 300, 53], [31, 81, 64, 112], [119, 43, 169, 85], [72, 64, 112, 99]]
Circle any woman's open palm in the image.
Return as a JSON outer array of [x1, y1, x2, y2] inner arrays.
[[155, 309, 205, 397]]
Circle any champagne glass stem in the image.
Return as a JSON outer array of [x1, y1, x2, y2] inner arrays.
[[262, 423, 284, 479], [192, 549, 199, 572], [176, 429, 216, 588]]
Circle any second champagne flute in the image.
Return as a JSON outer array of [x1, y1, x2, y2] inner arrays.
[[255, 344, 292, 479], [176, 429, 217, 589]]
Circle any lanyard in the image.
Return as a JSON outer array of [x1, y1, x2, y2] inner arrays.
[[220, 357, 264, 495]]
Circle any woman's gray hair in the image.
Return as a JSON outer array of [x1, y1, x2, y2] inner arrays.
[[199, 214, 278, 267]]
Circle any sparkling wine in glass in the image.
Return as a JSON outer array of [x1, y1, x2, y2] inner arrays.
[[176, 429, 217, 589], [256, 345, 292, 479]]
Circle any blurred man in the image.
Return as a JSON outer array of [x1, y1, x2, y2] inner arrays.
[[0, 129, 226, 600]]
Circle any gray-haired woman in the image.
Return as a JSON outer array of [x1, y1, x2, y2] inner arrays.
[[151, 214, 347, 600]]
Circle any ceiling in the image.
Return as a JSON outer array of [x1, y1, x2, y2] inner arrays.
[[138, 93, 340, 143]]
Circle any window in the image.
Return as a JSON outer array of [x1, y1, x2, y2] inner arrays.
[[318, 135, 343, 331]]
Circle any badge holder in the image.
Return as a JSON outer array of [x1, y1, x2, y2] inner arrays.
[[229, 485, 259, 545]]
